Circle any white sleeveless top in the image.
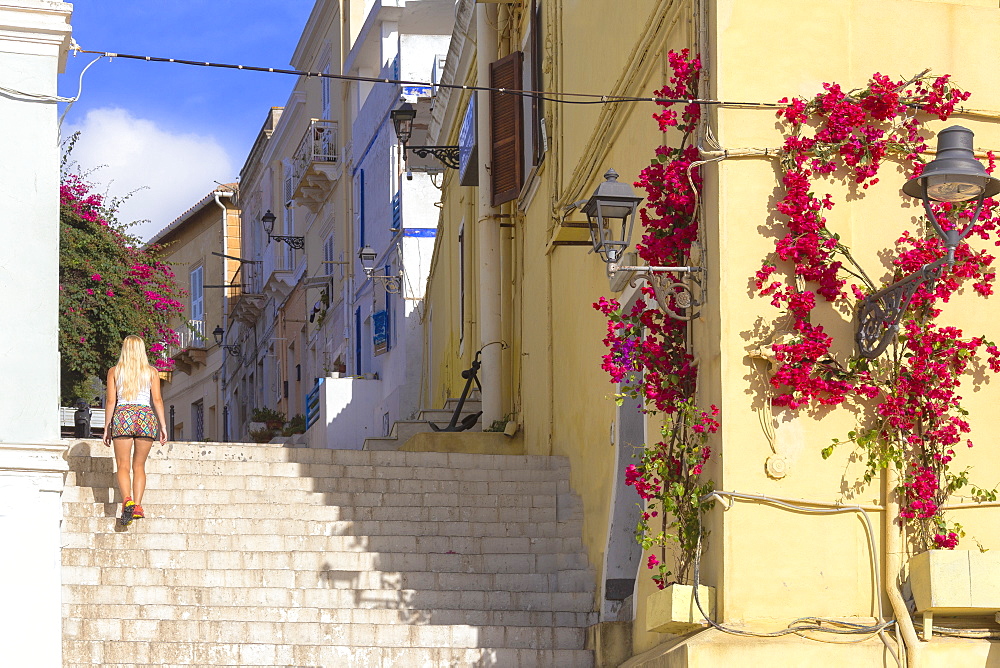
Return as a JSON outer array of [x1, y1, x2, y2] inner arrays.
[[116, 370, 152, 406]]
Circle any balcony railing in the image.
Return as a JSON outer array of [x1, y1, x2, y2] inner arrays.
[[291, 120, 340, 211], [176, 320, 207, 351], [168, 320, 208, 374]]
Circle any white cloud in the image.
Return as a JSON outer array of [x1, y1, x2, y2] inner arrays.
[[64, 108, 236, 241]]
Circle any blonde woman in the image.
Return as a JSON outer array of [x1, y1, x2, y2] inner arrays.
[[102, 335, 167, 525]]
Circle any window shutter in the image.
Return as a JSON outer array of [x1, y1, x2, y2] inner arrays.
[[490, 51, 524, 206]]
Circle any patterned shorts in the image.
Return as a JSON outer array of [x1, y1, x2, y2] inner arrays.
[[110, 405, 159, 439]]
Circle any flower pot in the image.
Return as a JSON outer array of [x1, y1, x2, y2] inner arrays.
[[265, 420, 284, 430], [908, 550, 1000, 641], [645, 583, 715, 634], [910, 550, 1000, 613]]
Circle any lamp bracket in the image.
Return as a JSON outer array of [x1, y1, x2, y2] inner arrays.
[[855, 257, 948, 359], [405, 145, 461, 169], [363, 267, 403, 294], [270, 235, 305, 250], [612, 265, 705, 321], [222, 344, 241, 356]]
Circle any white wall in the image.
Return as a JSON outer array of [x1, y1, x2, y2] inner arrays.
[[0, 3, 72, 664], [0, 0, 72, 443]]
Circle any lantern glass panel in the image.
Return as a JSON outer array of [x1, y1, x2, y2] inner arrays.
[[926, 174, 987, 202]]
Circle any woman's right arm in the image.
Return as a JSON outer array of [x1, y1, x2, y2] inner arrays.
[[103, 367, 116, 446]]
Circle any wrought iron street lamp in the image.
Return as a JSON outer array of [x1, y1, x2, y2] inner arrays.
[[391, 102, 461, 169], [212, 325, 241, 355], [261, 209, 305, 249], [581, 168, 705, 320], [357, 245, 402, 294], [856, 125, 1000, 358]]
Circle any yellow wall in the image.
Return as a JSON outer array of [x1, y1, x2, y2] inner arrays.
[[424, 0, 1000, 662], [158, 196, 238, 442]]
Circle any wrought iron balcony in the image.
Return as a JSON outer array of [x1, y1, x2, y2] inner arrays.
[[291, 119, 340, 212]]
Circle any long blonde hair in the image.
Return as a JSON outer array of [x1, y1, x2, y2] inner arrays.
[[115, 335, 152, 402]]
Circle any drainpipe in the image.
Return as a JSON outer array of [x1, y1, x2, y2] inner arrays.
[[886, 462, 921, 667], [213, 190, 233, 440], [476, 2, 502, 425]]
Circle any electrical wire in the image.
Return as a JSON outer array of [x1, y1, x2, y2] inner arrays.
[[691, 490, 901, 667], [74, 47, 794, 108]]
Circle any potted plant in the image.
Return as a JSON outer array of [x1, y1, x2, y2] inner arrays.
[[248, 426, 276, 443], [282, 413, 306, 437], [251, 406, 286, 430]]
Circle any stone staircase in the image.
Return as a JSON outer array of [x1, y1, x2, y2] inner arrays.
[[61, 440, 597, 666], [364, 394, 484, 451]]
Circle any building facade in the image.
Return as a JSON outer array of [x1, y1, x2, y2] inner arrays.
[[420, 0, 1000, 665], [226, 0, 450, 449], [151, 186, 239, 443]]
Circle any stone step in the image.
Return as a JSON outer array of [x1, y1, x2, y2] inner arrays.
[[63, 640, 594, 667], [61, 516, 581, 539], [62, 501, 560, 523], [62, 584, 596, 612], [61, 487, 576, 513], [65, 456, 565, 480], [418, 408, 484, 424], [444, 392, 481, 409], [62, 547, 590, 573], [363, 436, 409, 451], [62, 603, 597, 628], [65, 617, 587, 649], [387, 419, 457, 441], [63, 471, 568, 496], [63, 565, 594, 594], [63, 531, 585, 555], [66, 456, 569, 481], [64, 440, 560, 469]]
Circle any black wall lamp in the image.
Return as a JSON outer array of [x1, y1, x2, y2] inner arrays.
[[261, 209, 305, 249], [391, 102, 461, 169], [576, 168, 706, 320], [856, 125, 1000, 358], [212, 325, 241, 355], [358, 245, 403, 294]]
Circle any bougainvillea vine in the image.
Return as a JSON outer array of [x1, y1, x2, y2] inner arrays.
[[60, 171, 185, 402], [765, 72, 1000, 550], [594, 50, 717, 587]]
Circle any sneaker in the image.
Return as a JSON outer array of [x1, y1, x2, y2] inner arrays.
[[132, 504, 144, 519], [119, 499, 135, 526]]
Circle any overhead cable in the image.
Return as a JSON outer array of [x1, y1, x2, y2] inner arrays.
[[73, 47, 783, 108]]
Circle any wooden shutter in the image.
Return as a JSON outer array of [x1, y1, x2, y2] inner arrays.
[[490, 51, 524, 206]]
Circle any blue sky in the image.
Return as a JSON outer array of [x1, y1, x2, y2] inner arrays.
[[59, 1, 316, 240]]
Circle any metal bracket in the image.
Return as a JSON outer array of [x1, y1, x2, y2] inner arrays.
[[270, 235, 305, 250], [406, 146, 461, 169], [855, 257, 947, 359], [612, 265, 705, 321], [364, 270, 402, 294]]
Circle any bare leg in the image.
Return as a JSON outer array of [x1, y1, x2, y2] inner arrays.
[[132, 438, 153, 505], [112, 437, 135, 503]]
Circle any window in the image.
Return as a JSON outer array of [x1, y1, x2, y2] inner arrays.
[[321, 58, 331, 120], [355, 170, 366, 247], [192, 400, 204, 441], [324, 231, 336, 276], [458, 222, 466, 346], [190, 265, 204, 341], [490, 51, 525, 206], [283, 165, 296, 267], [528, 0, 545, 167]]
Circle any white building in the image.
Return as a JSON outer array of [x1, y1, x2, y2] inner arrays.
[[224, 0, 453, 449], [332, 0, 453, 442]]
